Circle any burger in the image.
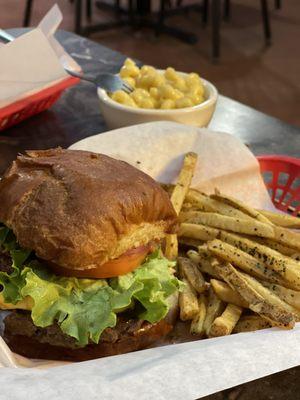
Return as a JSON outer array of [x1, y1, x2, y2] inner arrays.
[[0, 148, 181, 361]]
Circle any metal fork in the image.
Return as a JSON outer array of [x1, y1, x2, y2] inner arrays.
[[65, 69, 133, 94], [0, 29, 133, 94]]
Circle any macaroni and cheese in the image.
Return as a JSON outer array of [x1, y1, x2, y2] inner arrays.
[[110, 59, 205, 110]]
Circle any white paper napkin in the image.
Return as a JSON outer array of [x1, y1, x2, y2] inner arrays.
[[0, 5, 80, 108]]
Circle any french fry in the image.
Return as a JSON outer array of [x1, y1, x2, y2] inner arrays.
[[203, 287, 225, 335], [250, 237, 298, 257], [273, 226, 300, 252], [179, 211, 275, 238], [184, 190, 217, 212], [165, 235, 178, 261], [178, 257, 207, 294], [178, 223, 219, 241], [178, 237, 203, 248], [181, 202, 197, 211], [187, 250, 222, 279], [259, 209, 300, 229], [291, 253, 300, 261], [179, 278, 199, 321], [166, 152, 198, 260], [185, 189, 251, 219], [207, 239, 288, 286], [260, 281, 300, 311], [187, 249, 203, 264], [199, 258, 222, 279], [210, 279, 248, 308], [190, 294, 207, 335], [241, 272, 300, 321], [170, 152, 198, 215], [233, 315, 272, 333], [214, 262, 295, 328], [220, 231, 300, 290], [211, 192, 272, 225], [209, 304, 243, 337], [197, 244, 211, 259]]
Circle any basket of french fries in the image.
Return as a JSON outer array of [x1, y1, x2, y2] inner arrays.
[[163, 152, 300, 339]]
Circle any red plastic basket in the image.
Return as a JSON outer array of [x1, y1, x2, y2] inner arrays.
[[0, 76, 79, 131], [257, 155, 300, 217]]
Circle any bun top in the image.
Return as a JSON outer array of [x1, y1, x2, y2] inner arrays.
[[0, 148, 177, 270]]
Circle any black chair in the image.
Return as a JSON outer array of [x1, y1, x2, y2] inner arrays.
[[223, 0, 282, 20], [222, 0, 271, 42], [203, 0, 273, 61]]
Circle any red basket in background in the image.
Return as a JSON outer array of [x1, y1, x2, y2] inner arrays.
[[257, 155, 300, 216], [0, 76, 79, 131]]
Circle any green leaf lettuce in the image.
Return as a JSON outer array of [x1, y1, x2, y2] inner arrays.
[[0, 226, 181, 346]]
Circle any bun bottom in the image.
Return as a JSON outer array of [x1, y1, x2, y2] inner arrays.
[[3, 319, 172, 362]]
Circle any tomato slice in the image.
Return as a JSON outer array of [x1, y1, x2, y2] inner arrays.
[[49, 245, 151, 279]]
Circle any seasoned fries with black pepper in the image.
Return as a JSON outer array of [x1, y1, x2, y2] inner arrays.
[[214, 262, 295, 329], [207, 239, 290, 286], [178, 223, 219, 241], [233, 315, 272, 333], [220, 231, 300, 290], [203, 287, 225, 335], [179, 278, 199, 321], [210, 279, 247, 308], [179, 211, 275, 238], [178, 257, 207, 294], [165, 152, 198, 260], [259, 209, 300, 229], [187, 250, 222, 279], [190, 294, 207, 335], [209, 303, 243, 337], [260, 281, 300, 311], [171, 175, 300, 339], [186, 190, 251, 219], [211, 192, 272, 225]]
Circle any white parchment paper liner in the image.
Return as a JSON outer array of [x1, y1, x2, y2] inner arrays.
[[0, 121, 294, 400]]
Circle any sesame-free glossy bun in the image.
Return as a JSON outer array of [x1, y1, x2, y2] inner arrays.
[[0, 148, 177, 271]]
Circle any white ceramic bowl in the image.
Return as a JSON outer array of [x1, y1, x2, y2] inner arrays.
[[97, 71, 218, 130]]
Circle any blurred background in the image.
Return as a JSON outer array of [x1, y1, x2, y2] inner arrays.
[[1, 0, 299, 126]]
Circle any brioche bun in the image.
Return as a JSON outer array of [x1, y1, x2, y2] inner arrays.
[[0, 148, 177, 273]]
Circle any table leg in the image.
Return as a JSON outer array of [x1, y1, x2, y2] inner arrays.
[[211, 0, 221, 61], [156, 0, 166, 36], [223, 0, 230, 21], [86, 0, 92, 20], [75, 0, 83, 34], [261, 0, 271, 44], [23, 0, 33, 27], [128, 0, 135, 26], [202, 0, 208, 26], [275, 0, 281, 9]]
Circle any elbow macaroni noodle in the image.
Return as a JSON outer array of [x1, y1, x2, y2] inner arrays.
[[110, 59, 205, 110]]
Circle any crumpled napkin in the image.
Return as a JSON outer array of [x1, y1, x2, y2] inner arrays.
[[0, 5, 80, 109]]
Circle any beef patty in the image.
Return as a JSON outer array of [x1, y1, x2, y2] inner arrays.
[[2, 311, 172, 361], [4, 311, 147, 349]]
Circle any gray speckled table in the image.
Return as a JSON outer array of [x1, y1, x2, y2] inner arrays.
[[1, 29, 300, 400]]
